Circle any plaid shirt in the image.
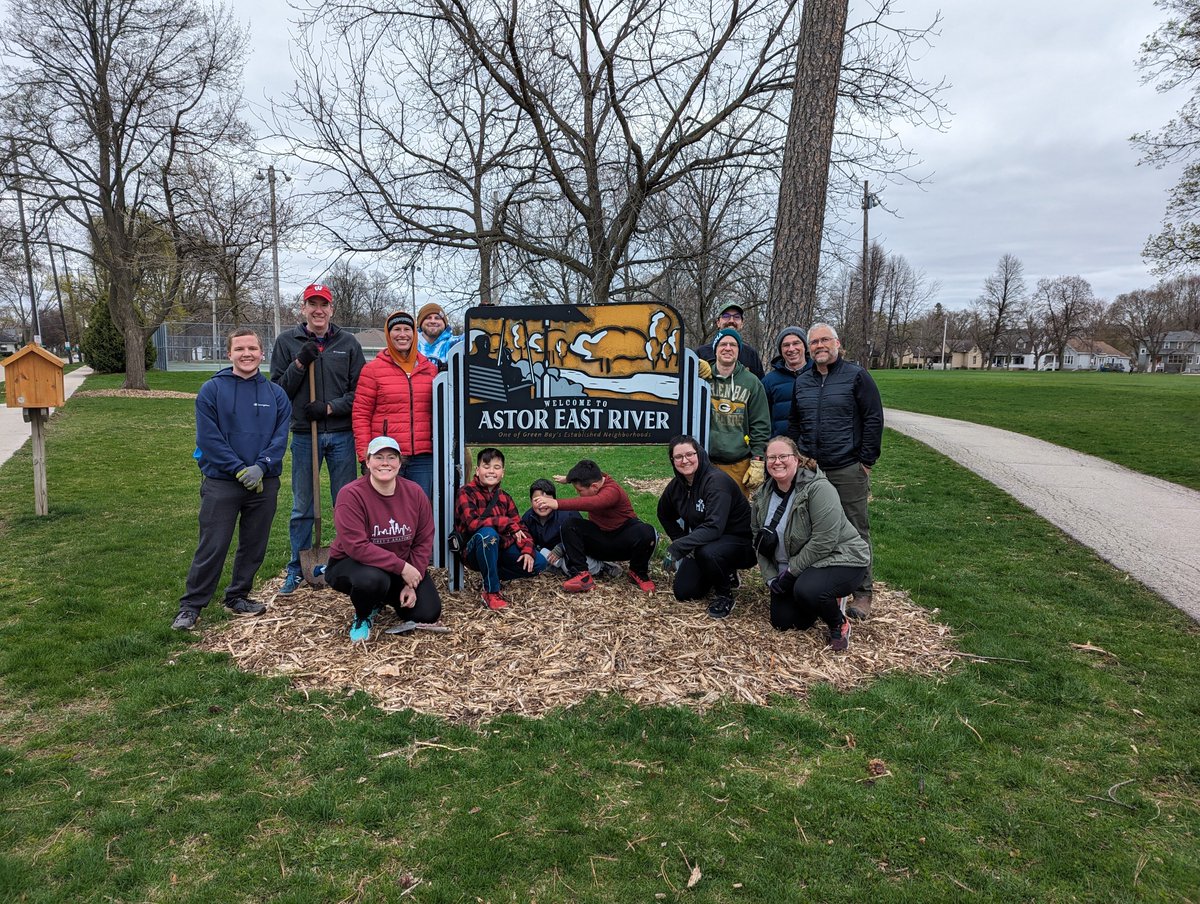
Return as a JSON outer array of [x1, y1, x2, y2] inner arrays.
[[454, 479, 533, 555]]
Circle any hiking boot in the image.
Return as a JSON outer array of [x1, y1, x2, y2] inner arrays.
[[829, 619, 851, 652], [279, 572, 302, 595], [481, 591, 508, 611], [847, 592, 873, 621], [171, 609, 199, 631], [563, 571, 595, 593], [628, 570, 656, 593], [225, 597, 266, 617], [707, 594, 735, 619]]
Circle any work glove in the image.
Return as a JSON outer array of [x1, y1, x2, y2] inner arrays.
[[743, 458, 765, 490], [662, 550, 678, 573], [296, 341, 321, 368], [236, 465, 264, 492], [768, 568, 797, 597], [696, 359, 712, 380], [303, 400, 328, 421]]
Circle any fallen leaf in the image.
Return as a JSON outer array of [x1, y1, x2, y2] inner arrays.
[[687, 865, 702, 888], [868, 758, 888, 777]]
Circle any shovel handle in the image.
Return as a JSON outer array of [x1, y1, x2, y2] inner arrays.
[[309, 365, 321, 547]]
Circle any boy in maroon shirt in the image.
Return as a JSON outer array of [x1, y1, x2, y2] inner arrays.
[[532, 459, 658, 593]]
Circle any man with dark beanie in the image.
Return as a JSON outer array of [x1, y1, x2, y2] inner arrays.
[[762, 326, 810, 436]]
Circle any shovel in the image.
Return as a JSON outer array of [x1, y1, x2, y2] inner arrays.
[[300, 365, 330, 586], [385, 621, 451, 635]]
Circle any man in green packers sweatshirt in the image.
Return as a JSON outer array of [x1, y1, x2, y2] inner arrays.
[[706, 328, 771, 498]]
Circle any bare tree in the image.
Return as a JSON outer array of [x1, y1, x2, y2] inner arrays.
[[970, 253, 1026, 369], [1111, 285, 1175, 367], [1033, 275, 1093, 370], [1, 0, 247, 388]]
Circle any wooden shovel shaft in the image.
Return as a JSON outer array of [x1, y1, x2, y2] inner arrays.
[[308, 364, 321, 547]]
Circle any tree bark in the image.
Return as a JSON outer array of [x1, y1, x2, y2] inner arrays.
[[768, 0, 849, 330]]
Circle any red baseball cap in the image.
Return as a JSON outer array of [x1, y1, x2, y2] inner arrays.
[[303, 283, 333, 303]]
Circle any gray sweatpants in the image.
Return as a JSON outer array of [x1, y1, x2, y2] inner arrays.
[[179, 475, 280, 611], [823, 462, 872, 595]]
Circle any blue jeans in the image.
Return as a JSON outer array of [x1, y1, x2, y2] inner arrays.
[[288, 429, 357, 576], [401, 453, 434, 500], [463, 527, 547, 593]]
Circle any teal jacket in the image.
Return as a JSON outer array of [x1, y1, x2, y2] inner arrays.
[[707, 361, 771, 464], [750, 466, 870, 580]]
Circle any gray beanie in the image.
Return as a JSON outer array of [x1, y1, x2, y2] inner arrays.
[[775, 326, 809, 358]]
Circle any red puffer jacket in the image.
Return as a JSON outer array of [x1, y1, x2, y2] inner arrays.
[[352, 350, 438, 461]]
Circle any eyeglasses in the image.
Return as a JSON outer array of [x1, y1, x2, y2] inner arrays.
[[765, 453, 795, 463], [718, 311, 743, 320], [671, 451, 698, 462]]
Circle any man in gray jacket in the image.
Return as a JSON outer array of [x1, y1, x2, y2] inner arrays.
[[270, 283, 366, 593]]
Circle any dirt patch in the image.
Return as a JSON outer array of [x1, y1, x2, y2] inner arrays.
[[202, 571, 957, 726], [74, 389, 197, 400], [625, 477, 672, 495]]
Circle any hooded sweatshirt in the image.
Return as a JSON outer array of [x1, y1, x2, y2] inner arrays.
[[195, 366, 291, 480], [707, 360, 772, 464], [656, 445, 753, 560]]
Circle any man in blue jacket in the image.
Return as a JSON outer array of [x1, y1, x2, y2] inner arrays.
[[761, 326, 810, 436], [173, 330, 291, 631], [787, 323, 883, 620]]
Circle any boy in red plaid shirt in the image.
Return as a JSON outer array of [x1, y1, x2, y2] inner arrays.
[[454, 448, 548, 609]]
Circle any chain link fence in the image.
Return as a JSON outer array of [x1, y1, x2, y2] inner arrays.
[[152, 322, 384, 371]]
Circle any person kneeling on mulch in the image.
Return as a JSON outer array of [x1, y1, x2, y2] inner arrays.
[[533, 459, 657, 594], [657, 435, 757, 619], [325, 436, 442, 643], [455, 447, 547, 611], [521, 479, 623, 580]]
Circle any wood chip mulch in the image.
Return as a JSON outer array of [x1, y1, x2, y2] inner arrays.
[[75, 389, 198, 399], [201, 572, 957, 726]]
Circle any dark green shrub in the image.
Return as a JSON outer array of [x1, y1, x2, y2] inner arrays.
[[80, 297, 156, 373]]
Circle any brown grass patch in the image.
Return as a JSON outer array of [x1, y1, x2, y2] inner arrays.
[[201, 571, 957, 726], [74, 389, 197, 400]]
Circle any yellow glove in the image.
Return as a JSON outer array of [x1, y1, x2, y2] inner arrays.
[[697, 359, 712, 380], [744, 458, 765, 490]]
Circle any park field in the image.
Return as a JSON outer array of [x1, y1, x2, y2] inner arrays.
[[0, 371, 1198, 902], [873, 369, 1200, 491]]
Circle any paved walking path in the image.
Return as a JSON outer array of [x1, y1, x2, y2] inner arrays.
[[0, 365, 93, 469], [885, 408, 1200, 623]]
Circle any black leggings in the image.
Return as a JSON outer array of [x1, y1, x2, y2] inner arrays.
[[770, 564, 866, 632], [325, 556, 442, 623], [562, 517, 657, 577], [673, 535, 757, 600]]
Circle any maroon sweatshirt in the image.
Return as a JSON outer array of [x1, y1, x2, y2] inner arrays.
[[555, 475, 638, 531], [329, 475, 434, 575]]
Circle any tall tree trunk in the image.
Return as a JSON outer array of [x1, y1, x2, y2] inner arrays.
[[768, 0, 849, 331]]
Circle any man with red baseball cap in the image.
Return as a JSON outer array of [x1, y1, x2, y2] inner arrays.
[[270, 282, 366, 594]]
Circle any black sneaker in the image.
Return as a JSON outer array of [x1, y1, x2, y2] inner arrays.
[[707, 595, 735, 619], [171, 609, 199, 631], [225, 597, 266, 617]]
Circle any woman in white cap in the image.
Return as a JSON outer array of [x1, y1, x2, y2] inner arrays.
[[352, 310, 439, 498], [325, 435, 441, 642]]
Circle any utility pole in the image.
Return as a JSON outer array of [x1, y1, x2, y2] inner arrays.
[[256, 165, 287, 343], [46, 224, 72, 362], [11, 140, 42, 344], [860, 180, 879, 367]]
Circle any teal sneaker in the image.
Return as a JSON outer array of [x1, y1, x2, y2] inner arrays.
[[349, 616, 371, 643], [280, 573, 302, 595]]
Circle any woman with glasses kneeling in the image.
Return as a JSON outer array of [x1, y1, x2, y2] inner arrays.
[[657, 435, 757, 619], [325, 436, 442, 643], [751, 436, 869, 651]]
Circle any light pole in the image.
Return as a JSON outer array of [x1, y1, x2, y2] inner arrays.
[[408, 258, 421, 316], [255, 165, 289, 343], [940, 314, 949, 370]]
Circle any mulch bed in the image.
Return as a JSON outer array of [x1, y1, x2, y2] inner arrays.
[[75, 389, 198, 400], [202, 570, 958, 726]]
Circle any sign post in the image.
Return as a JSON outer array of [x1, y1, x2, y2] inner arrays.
[[1, 343, 66, 516]]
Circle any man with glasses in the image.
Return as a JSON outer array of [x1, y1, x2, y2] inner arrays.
[[694, 303, 765, 378], [786, 323, 883, 620]]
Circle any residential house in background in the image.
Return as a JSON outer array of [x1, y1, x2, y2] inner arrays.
[[1041, 338, 1134, 372], [0, 330, 21, 357], [1139, 330, 1200, 373]]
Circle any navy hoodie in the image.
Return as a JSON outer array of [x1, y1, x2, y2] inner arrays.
[[195, 367, 292, 480]]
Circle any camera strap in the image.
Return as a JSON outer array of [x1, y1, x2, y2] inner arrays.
[[764, 484, 794, 535]]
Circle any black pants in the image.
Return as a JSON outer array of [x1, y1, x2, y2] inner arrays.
[[673, 535, 756, 600], [824, 463, 873, 594], [770, 564, 866, 632], [179, 475, 280, 611], [562, 517, 657, 578], [325, 556, 442, 622]]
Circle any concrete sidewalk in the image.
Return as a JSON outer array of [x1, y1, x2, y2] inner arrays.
[[885, 408, 1200, 623], [0, 365, 93, 469]]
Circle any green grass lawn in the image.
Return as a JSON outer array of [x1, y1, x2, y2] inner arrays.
[[1, 371, 1198, 902], [874, 369, 1200, 491]]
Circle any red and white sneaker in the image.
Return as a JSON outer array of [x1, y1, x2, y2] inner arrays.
[[562, 571, 595, 593], [829, 619, 851, 652], [481, 591, 508, 610], [628, 570, 655, 593]]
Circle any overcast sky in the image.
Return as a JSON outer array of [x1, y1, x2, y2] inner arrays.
[[239, 1, 1186, 312]]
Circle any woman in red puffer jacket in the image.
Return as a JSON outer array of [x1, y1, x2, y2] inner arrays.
[[352, 310, 439, 499]]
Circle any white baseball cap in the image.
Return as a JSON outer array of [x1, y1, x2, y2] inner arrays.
[[367, 436, 401, 456]]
